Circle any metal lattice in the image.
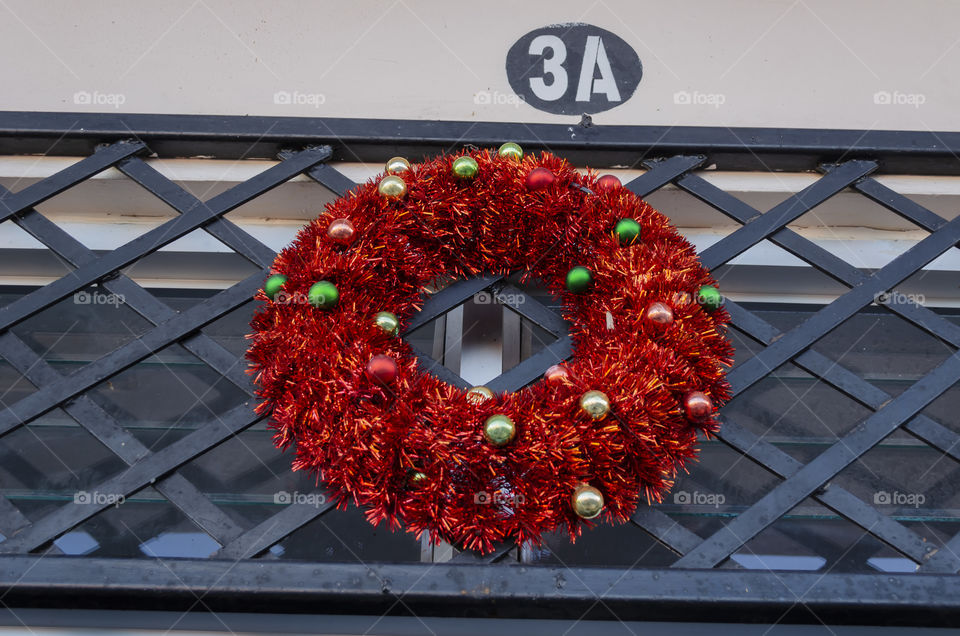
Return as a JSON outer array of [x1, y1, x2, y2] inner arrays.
[[0, 113, 959, 624]]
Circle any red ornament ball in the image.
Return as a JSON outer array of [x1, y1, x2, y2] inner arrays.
[[365, 354, 398, 384], [543, 364, 571, 383], [525, 167, 555, 190], [684, 391, 714, 421], [596, 174, 622, 192], [645, 301, 674, 327], [327, 218, 356, 245]]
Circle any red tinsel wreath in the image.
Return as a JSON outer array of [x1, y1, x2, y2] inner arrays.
[[246, 146, 733, 553]]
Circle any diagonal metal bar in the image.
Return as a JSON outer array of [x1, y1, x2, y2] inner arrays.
[[405, 282, 569, 391], [99, 275, 253, 392], [632, 168, 960, 563], [2, 184, 254, 393], [485, 336, 572, 393], [647, 165, 960, 566], [0, 494, 32, 539], [725, 210, 960, 397], [920, 533, 960, 573], [116, 156, 276, 268], [715, 301, 945, 565], [0, 399, 262, 553], [712, 412, 935, 565], [0, 273, 261, 437], [735, 305, 960, 468], [280, 150, 358, 197], [697, 160, 878, 271], [674, 349, 960, 568], [905, 418, 960, 465], [677, 173, 960, 348], [213, 500, 336, 560], [403, 276, 505, 335], [0, 330, 245, 547], [624, 155, 706, 197], [407, 343, 470, 389], [0, 140, 145, 223], [631, 508, 704, 556], [0, 493, 63, 566], [855, 177, 952, 233], [680, 189, 960, 567], [724, 301, 960, 455], [715, 415, 947, 568], [0, 145, 331, 333], [493, 284, 568, 337]]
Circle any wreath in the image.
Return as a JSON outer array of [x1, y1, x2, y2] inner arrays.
[[247, 144, 733, 553]]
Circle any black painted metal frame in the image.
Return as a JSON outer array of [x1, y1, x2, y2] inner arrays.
[[0, 111, 959, 626]]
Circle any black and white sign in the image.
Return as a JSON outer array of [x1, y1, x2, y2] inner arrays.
[[505, 23, 642, 115]]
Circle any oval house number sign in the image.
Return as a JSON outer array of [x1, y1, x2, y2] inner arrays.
[[506, 23, 642, 115]]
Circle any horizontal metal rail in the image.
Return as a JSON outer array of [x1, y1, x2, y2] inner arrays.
[[0, 556, 959, 625], [1, 111, 960, 172]]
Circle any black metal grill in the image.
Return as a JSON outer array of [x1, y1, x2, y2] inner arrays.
[[0, 112, 958, 625]]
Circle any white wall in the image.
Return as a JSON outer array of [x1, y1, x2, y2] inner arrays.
[[0, 0, 956, 131]]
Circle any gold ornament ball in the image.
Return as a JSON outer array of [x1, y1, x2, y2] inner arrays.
[[498, 142, 523, 162], [483, 414, 516, 447], [466, 386, 494, 404], [572, 484, 604, 519], [374, 311, 400, 336], [408, 471, 428, 486], [580, 390, 611, 420], [452, 156, 479, 179], [378, 175, 407, 199], [385, 156, 411, 174]]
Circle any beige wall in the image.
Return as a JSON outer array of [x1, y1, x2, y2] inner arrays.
[[0, 0, 956, 131]]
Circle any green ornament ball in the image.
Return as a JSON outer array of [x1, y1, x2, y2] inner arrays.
[[498, 142, 523, 161], [565, 266, 593, 293], [614, 218, 641, 245], [308, 280, 339, 309], [452, 156, 479, 179], [263, 274, 287, 300], [374, 311, 400, 336], [697, 285, 724, 311]]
